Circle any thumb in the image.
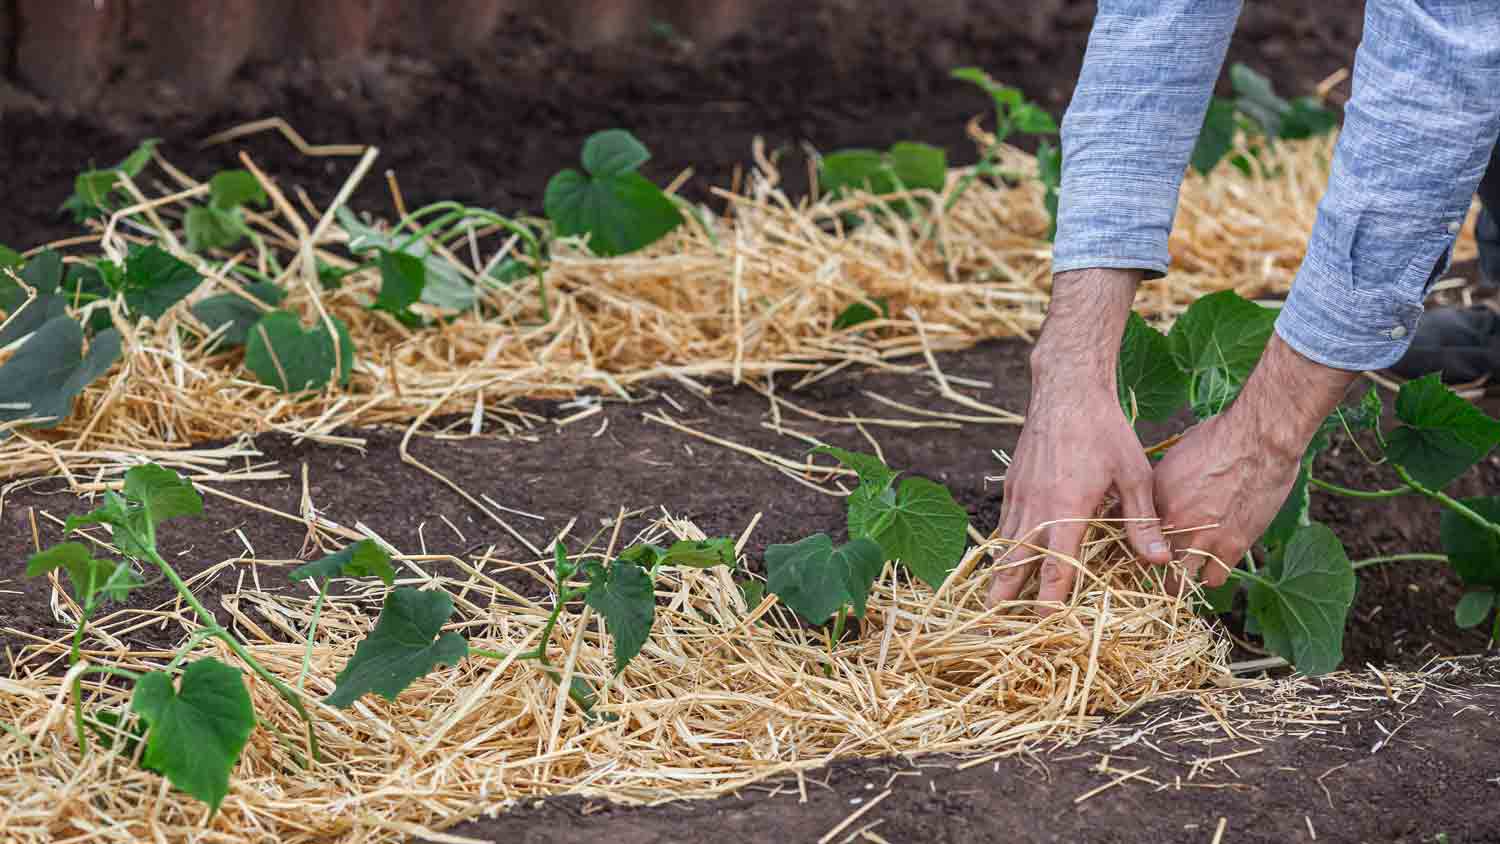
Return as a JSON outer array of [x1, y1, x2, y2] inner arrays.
[[1119, 465, 1171, 565]]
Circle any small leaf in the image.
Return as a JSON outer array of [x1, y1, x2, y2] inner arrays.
[[190, 282, 286, 347], [0, 316, 121, 428], [1010, 104, 1058, 135], [1455, 589, 1495, 629], [185, 206, 247, 253], [1440, 497, 1500, 589], [1192, 97, 1237, 175], [1245, 523, 1356, 675], [124, 464, 203, 527], [1279, 97, 1337, 140], [951, 66, 1022, 111], [545, 168, 683, 257], [765, 533, 878, 624], [1169, 291, 1277, 419], [243, 310, 355, 393], [375, 249, 426, 316], [122, 245, 203, 320], [1386, 374, 1500, 489], [336, 208, 477, 311], [584, 561, 656, 674], [290, 539, 395, 586], [1230, 63, 1290, 137], [0, 244, 21, 272], [739, 579, 766, 608], [326, 587, 469, 707], [1117, 312, 1187, 422], [580, 129, 652, 178], [832, 298, 888, 331], [25, 542, 142, 606], [131, 659, 254, 813], [886, 142, 947, 192], [60, 140, 157, 223], [208, 170, 267, 211], [862, 477, 969, 588], [821, 150, 890, 195], [659, 538, 737, 569], [813, 445, 897, 493]]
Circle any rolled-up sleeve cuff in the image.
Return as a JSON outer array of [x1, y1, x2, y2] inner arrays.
[[1274, 253, 1425, 372], [1051, 252, 1169, 280]]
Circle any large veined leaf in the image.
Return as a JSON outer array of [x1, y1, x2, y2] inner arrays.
[[243, 310, 354, 393], [1440, 497, 1500, 589], [191, 282, 286, 347], [584, 560, 656, 674], [131, 658, 255, 813], [124, 463, 203, 528], [0, 316, 121, 428], [765, 534, 885, 624], [0, 249, 68, 348], [1455, 589, 1496, 629], [1117, 311, 1188, 423], [861, 477, 969, 588], [122, 245, 203, 320], [290, 539, 397, 586], [1168, 291, 1277, 420], [1385, 374, 1500, 490], [326, 587, 468, 707], [545, 129, 684, 257], [1244, 523, 1355, 675]]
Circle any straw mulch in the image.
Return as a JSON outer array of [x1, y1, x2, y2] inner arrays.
[[1, 515, 1226, 843], [4, 128, 1473, 483]]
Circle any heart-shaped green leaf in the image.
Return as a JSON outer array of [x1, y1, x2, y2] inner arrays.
[[585, 560, 656, 674], [862, 477, 969, 588], [581, 129, 651, 178], [124, 464, 203, 527], [1, 250, 69, 347], [60, 139, 159, 223], [1168, 291, 1277, 420], [26, 542, 142, 606], [191, 282, 286, 347], [326, 587, 468, 707], [290, 539, 396, 586], [131, 658, 254, 814], [243, 310, 354, 394], [185, 206, 249, 253], [545, 129, 683, 257], [375, 249, 425, 316], [1117, 311, 1188, 423], [765, 533, 885, 624], [819, 142, 947, 210], [1245, 523, 1355, 676], [122, 245, 203, 320], [1386, 374, 1500, 490], [0, 244, 21, 272], [0, 316, 121, 428], [1440, 497, 1500, 589], [208, 170, 267, 211], [1455, 588, 1495, 629]]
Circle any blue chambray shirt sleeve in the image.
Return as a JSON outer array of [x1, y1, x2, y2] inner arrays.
[[1052, 0, 1243, 279], [1276, 2, 1500, 372]]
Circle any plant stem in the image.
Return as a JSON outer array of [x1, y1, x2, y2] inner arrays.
[[1308, 477, 1409, 499], [1226, 568, 1276, 591], [1393, 465, 1500, 540], [142, 546, 320, 760], [164, 627, 218, 673], [1351, 552, 1448, 571], [298, 582, 329, 693]]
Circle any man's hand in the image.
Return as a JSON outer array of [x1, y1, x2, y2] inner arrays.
[[1152, 333, 1360, 589], [987, 268, 1173, 609]]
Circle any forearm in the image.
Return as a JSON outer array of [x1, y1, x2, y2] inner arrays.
[[1053, 0, 1242, 278], [1031, 268, 1140, 390], [1277, 2, 1500, 371], [1229, 334, 1360, 462]]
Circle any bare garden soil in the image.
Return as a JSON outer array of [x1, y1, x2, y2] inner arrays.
[[3, 1, 1498, 841]]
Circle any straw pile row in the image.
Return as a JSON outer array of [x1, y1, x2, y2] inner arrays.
[[0, 516, 1226, 843], [4, 128, 1466, 482]]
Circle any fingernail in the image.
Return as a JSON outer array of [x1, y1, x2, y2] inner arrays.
[[1150, 541, 1170, 557]]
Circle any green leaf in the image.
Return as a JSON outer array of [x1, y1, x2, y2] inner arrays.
[[887, 142, 948, 191], [862, 477, 969, 588], [0, 293, 67, 350], [1117, 312, 1187, 423], [739, 579, 765, 608], [1168, 290, 1277, 419], [1280, 97, 1337, 140], [951, 66, 1022, 111], [1036, 140, 1062, 241], [375, 249, 425, 316], [1455, 589, 1495, 629], [545, 130, 683, 257], [1010, 104, 1057, 135], [765, 534, 885, 624], [813, 445, 898, 493], [1192, 97, 1238, 175], [243, 310, 355, 393], [124, 464, 203, 527], [60, 140, 160, 223], [584, 561, 656, 674], [1198, 579, 1238, 616], [89, 709, 148, 757], [832, 297, 888, 331], [185, 206, 248, 253], [1, 250, 67, 347], [326, 587, 469, 707], [336, 208, 477, 311], [1386, 374, 1500, 489], [190, 282, 286, 347], [1230, 63, 1290, 137], [659, 538, 737, 569], [0, 244, 22, 272], [290, 539, 396, 586], [0, 317, 121, 428], [1244, 523, 1356, 675], [820, 143, 947, 212], [1440, 497, 1500, 589], [118, 139, 160, 178], [131, 659, 254, 814], [25, 542, 142, 606], [580, 129, 652, 178], [1342, 386, 1384, 432], [208, 170, 267, 211], [122, 245, 203, 320], [1261, 462, 1311, 552]]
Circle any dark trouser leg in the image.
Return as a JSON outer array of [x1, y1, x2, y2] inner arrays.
[[1476, 141, 1500, 288]]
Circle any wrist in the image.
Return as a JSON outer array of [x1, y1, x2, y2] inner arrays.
[[1030, 267, 1143, 391], [1226, 331, 1360, 461]]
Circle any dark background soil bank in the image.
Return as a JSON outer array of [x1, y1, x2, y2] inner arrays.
[[4, 2, 1498, 842]]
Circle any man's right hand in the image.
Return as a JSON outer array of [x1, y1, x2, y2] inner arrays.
[[986, 268, 1173, 610]]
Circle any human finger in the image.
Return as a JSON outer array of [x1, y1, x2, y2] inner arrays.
[[1035, 518, 1089, 611], [1118, 461, 1171, 565]]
